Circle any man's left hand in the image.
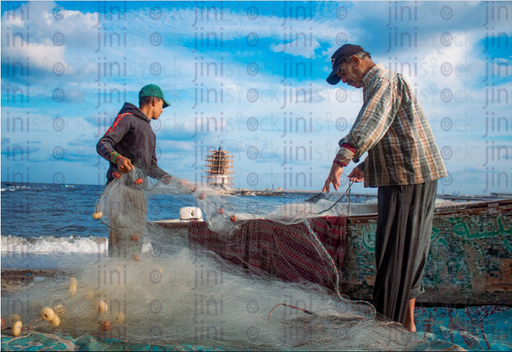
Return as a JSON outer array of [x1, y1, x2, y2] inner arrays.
[[177, 179, 196, 192], [322, 163, 344, 193]]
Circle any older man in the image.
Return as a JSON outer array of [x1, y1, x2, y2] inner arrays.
[[322, 44, 447, 331]]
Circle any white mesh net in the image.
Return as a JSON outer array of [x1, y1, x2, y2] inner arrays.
[[2, 168, 435, 350]]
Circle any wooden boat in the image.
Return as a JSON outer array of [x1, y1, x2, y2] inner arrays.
[[345, 198, 512, 305], [154, 197, 512, 305]]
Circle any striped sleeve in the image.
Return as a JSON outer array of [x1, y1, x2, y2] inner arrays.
[[96, 113, 131, 162]]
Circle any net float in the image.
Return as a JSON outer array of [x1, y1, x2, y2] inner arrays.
[[50, 315, 61, 327], [2, 317, 6, 329], [92, 212, 103, 219], [69, 277, 77, 285], [8, 314, 21, 325], [41, 307, 55, 321], [99, 319, 111, 332], [69, 284, 77, 296], [53, 304, 65, 315], [131, 235, 140, 241], [113, 172, 122, 179], [230, 215, 237, 222], [97, 301, 108, 313], [198, 192, 206, 200], [11, 321, 22, 337], [134, 178, 143, 185], [114, 312, 125, 323], [218, 208, 224, 215]]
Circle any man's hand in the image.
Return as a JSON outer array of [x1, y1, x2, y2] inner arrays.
[[322, 163, 344, 193], [176, 179, 196, 192], [116, 155, 134, 174], [348, 166, 364, 182], [162, 175, 172, 185]]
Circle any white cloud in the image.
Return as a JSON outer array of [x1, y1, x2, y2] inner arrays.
[[270, 39, 320, 58]]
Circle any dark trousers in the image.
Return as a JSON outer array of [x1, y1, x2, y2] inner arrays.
[[372, 181, 437, 325]]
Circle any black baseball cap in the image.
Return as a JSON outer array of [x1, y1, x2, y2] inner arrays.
[[326, 44, 369, 85]]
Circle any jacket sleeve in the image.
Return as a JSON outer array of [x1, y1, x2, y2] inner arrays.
[[96, 114, 131, 162], [339, 76, 401, 162], [148, 149, 170, 180]]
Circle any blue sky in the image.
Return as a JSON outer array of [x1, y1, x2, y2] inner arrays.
[[2, 1, 511, 195]]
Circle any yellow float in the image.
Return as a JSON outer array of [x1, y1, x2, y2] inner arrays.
[[97, 301, 108, 313], [92, 212, 103, 219], [114, 311, 125, 323], [50, 315, 61, 327], [53, 304, 66, 315], [68, 284, 77, 296], [8, 314, 21, 325], [41, 307, 55, 321], [11, 321, 22, 337]]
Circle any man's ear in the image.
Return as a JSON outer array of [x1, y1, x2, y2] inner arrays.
[[350, 55, 362, 67]]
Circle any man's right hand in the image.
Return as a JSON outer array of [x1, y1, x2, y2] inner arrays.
[[348, 166, 364, 182], [116, 155, 134, 174]]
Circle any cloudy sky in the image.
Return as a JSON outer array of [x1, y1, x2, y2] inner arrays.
[[2, 1, 511, 195]]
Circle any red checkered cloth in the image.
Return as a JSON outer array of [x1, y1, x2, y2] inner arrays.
[[188, 216, 347, 290]]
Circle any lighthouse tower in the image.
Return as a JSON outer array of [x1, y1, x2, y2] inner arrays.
[[204, 147, 234, 187]]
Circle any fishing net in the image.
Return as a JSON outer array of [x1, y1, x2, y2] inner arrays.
[[1, 168, 437, 350]]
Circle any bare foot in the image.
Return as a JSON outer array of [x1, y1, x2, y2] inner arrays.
[[404, 320, 417, 332], [404, 298, 417, 332]]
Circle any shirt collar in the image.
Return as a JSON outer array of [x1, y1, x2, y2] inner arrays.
[[362, 64, 383, 87]]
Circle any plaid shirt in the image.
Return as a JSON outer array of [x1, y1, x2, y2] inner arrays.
[[339, 64, 447, 187]]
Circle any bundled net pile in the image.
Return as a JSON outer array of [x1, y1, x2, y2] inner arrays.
[[2, 169, 434, 350]]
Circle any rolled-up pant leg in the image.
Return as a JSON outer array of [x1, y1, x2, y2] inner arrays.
[[372, 181, 437, 325], [108, 186, 147, 258]]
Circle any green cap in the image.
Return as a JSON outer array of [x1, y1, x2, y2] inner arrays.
[[138, 84, 171, 108]]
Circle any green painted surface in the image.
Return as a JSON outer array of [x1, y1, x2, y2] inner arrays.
[[344, 208, 512, 304]]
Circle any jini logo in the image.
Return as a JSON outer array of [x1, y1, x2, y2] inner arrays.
[[95, 83, 127, 109], [95, 27, 128, 53], [4, 57, 30, 77], [386, 1, 418, 26], [4, 26, 30, 47], [482, 2, 512, 27], [95, 1, 127, 25]]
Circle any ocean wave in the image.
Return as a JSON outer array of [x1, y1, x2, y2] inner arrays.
[[1, 235, 108, 254], [0, 235, 156, 255]]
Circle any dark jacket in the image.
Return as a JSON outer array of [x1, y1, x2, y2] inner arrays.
[[96, 102, 169, 183]]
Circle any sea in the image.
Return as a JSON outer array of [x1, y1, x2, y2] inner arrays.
[[1, 182, 315, 268], [1, 182, 511, 351]]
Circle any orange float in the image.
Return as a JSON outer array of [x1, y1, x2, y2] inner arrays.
[[99, 319, 111, 331]]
